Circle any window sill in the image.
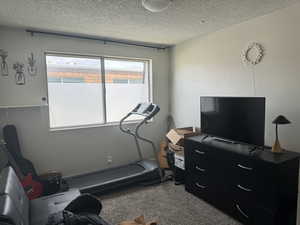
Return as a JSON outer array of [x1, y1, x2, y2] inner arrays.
[[49, 120, 152, 132], [0, 104, 48, 109]]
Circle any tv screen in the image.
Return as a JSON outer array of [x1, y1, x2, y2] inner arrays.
[[200, 97, 265, 146]]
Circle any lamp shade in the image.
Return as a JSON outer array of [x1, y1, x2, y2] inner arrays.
[[272, 115, 291, 125]]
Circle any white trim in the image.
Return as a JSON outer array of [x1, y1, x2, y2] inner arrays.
[[0, 104, 48, 109], [45, 50, 153, 62], [49, 120, 153, 132]]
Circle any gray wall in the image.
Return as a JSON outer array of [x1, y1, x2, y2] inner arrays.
[[0, 27, 170, 177]]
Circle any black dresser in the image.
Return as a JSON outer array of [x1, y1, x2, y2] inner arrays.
[[184, 135, 300, 225]]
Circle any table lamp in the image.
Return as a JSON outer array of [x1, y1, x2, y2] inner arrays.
[[272, 115, 291, 153]]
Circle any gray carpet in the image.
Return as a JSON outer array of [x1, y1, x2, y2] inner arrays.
[[99, 182, 241, 225]]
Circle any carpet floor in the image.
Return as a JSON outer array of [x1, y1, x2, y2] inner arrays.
[[99, 181, 241, 225]]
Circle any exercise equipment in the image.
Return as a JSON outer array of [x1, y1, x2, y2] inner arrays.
[[66, 102, 162, 194]]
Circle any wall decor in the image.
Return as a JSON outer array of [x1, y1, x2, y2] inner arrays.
[[13, 62, 26, 85], [242, 42, 264, 65], [27, 52, 37, 76], [0, 49, 9, 76]]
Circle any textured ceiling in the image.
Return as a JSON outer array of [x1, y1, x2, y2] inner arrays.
[[0, 0, 299, 45]]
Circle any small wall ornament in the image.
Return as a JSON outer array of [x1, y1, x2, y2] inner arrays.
[[27, 52, 37, 76], [13, 62, 26, 85], [0, 49, 9, 76], [242, 42, 264, 65]]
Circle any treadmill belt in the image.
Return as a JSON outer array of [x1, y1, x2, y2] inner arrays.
[[67, 164, 145, 191]]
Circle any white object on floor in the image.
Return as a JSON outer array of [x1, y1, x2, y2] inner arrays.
[[174, 154, 185, 170]]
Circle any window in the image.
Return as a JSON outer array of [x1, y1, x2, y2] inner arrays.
[[104, 58, 150, 123], [46, 53, 151, 129]]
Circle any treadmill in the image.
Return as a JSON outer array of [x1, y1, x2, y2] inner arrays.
[[66, 102, 163, 194]]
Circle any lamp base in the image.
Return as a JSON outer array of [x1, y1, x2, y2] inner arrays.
[[272, 139, 284, 153]]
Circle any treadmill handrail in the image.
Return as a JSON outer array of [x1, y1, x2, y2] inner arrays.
[[119, 113, 145, 160], [134, 119, 163, 180], [119, 111, 155, 135], [119, 103, 159, 134], [134, 120, 152, 144], [119, 102, 163, 181], [119, 113, 136, 136]]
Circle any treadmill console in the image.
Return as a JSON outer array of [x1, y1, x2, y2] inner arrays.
[[131, 103, 160, 119]]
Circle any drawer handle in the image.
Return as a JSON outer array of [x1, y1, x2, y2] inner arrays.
[[195, 149, 205, 155], [195, 182, 207, 189], [237, 164, 253, 171], [195, 166, 206, 172], [236, 204, 249, 219], [237, 184, 252, 192]]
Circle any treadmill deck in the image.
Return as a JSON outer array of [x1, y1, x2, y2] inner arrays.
[[65, 160, 159, 193]]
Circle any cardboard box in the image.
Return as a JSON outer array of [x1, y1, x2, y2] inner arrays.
[[168, 143, 184, 152], [158, 141, 169, 169], [166, 127, 199, 145]]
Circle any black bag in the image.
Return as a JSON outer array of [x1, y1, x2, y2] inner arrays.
[[47, 194, 106, 225], [65, 194, 102, 215], [47, 210, 108, 225]]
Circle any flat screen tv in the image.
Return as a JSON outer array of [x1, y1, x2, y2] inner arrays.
[[200, 97, 265, 146]]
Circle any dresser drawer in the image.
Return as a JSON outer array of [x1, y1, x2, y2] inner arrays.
[[186, 141, 228, 169], [233, 160, 277, 194], [190, 146, 210, 164], [185, 136, 300, 225], [232, 182, 278, 211], [189, 170, 211, 184], [186, 175, 211, 201], [186, 174, 231, 210], [189, 158, 211, 172], [190, 162, 210, 174], [186, 140, 218, 160], [233, 153, 275, 177], [231, 155, 279, 209], [190, 159, 227, 181], [230, 200, 275, 225]]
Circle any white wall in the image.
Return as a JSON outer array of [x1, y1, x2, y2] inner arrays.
[[170, 4, 300, 224], [171, 3, 300, 152], [0, 27, 170, 177]]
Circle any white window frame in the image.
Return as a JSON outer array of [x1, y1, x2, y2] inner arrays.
[[44, 51, 153, 131]]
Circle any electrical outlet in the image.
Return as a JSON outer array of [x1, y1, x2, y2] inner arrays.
[[107, 155, 112, 164]]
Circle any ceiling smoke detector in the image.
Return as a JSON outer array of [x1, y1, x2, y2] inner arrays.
[[142, 0, 173, 13]]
